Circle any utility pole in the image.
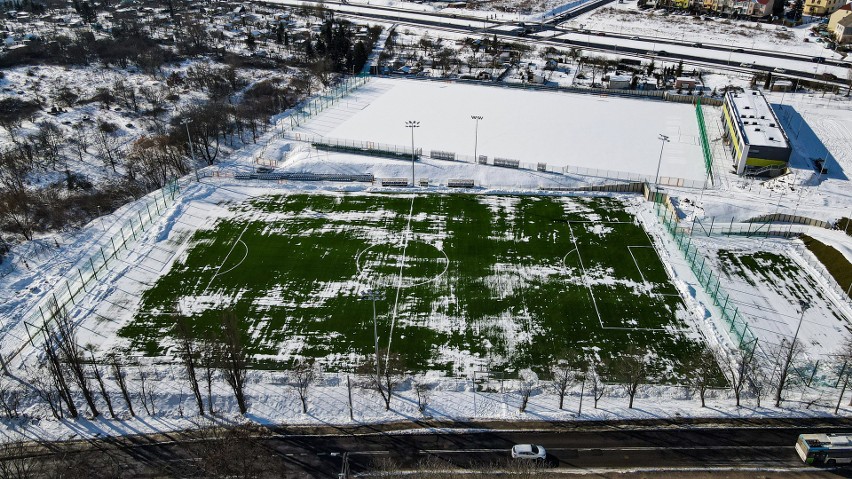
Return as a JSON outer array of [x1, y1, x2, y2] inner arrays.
[[405, 121, 419, 187], [360, 290, 384, 380], [183, 120, 199, 181], [654, 133, 670, 190], [471, 115, 483, 164]]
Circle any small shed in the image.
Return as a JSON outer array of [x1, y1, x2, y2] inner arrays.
[[674, 77, 698, 89], [608, 74, 633, 90], [771, 79, 794, 92]]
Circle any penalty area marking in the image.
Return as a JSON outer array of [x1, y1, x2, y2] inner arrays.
[[564, 221, 670, 333]]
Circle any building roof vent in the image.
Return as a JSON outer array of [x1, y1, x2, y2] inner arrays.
[[749, 115, 755, 118], [755, 127, 761, 131], [752, 91, 758, 95], [769, 123, 776, 127], [744, 106, 751, 109], [768, 136, 775, 140], [760, 115, 766, 119]]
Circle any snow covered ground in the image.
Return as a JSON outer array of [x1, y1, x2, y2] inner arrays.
[[2, 73, 852, 442], [291, 77, 708, 182]]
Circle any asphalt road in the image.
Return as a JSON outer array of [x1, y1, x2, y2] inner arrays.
[[265, 0, 850, 83], [9, 419, 852, 477]]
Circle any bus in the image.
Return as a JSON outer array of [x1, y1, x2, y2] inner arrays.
[[796, 433, 852, 466]]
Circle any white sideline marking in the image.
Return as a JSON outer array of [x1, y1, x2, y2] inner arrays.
[[385, 194, 416, 369], [565, 222, 670, 332]]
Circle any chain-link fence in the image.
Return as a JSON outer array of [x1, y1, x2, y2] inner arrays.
[[7, 179, 184, 364], [650, 192, 757, 351], [285, 76, 371, 129]]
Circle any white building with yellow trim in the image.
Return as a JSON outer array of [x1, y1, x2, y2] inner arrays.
[[721, 90, 791, 176]]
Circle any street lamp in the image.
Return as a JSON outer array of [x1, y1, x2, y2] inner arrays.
[[405, 120, 419, 187], [654, 133, 670, 191], [471, 115, 483, 164], [360, 289, 385, 380], [183, 120, 199, 182]]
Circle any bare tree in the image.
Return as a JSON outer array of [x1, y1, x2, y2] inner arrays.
[[219, 310, 249, 414], [834, 337, 852, 413], [139, 368, 156, 416], [27, 364, 63, 419], [550, 358, 581, 410], [774, 338, 806, 408], [174, 317, 204, 416], [41, 325, 78, 419], [685, 346, 719, 408], [613, 348, 647, 409], [0, 376, 21, 419], [0, 441, 41, 479], [199, 334, 219, 416], [721, 341, 757, 408], [588, 361, 606, 409], [94, 120, 122, 173], [359, 349, 405, 411], [50, 311, 99, 417], [517, 369, 538, 413], [288, 358, 317, 414], [88, 352, 115, 419], [413, 374, 433, 414], [108, 353, 134, 417], [70, 123, 90, 163], [33, 121, 65, 169]]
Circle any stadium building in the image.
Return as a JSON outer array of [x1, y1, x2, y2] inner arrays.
[[721, 90, 791, 177]]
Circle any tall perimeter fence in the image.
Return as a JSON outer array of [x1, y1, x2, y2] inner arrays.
[[695, 99, 714, 187], [5, 178, 186, 364], [647, 187, 758, 352], [285, 75, 371, 130]]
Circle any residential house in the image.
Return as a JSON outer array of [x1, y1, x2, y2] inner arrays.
[[828, 3, 852, 33], [805, 0, 845, 15], [749, 0, 776, 17], [834, 14, 852, 43]]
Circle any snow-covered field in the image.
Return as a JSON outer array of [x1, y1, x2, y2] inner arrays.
[[292, 77, 708, 182]]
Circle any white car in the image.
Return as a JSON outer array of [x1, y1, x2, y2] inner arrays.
[[773, 67, 786, 73], [511, 444, 546, 460]]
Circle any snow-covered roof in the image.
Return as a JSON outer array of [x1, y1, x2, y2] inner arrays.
[[727, 90, 788, 150]]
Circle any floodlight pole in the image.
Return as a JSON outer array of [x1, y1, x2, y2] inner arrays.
[[405, 121, 419, 187], [654, 134, 670, 194], [792, 301, 808, 348], [183, 120, 199, 182], [471, 115, 483, 165], [361, 290, 384, 381]]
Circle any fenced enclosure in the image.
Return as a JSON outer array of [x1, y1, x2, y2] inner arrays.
[[649, 189, 758, 352], [5, 179, 185, 365]]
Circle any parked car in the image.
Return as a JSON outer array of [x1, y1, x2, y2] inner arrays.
[[692, 42, 703, 47], [773, 67, 785, 73], [511, 444, 546, 460]]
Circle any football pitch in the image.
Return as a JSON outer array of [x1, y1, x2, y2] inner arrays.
[[121, 193, 702, 374]]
